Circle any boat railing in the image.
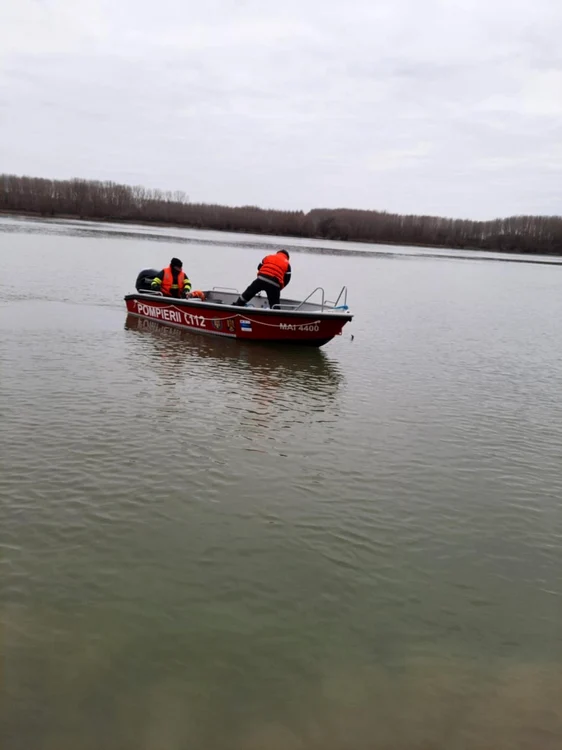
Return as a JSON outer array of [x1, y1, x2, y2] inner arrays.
[[326, 286, 348, 309], [273, 285, 349, 312], [273, 287, 325, 311], [139, 285, 349, 311], [212, 286, 240, 294]]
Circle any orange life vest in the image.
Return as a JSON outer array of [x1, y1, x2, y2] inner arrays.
[[162, 266, 186, 296], [258, 253, 289, 287]]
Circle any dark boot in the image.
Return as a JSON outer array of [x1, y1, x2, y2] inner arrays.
[[231, 297, 246, 307]]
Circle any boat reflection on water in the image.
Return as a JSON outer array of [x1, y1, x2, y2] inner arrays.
[[124, 314, 345, 404]]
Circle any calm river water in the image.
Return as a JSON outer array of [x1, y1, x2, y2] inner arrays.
[[1, 216, 561, 749]]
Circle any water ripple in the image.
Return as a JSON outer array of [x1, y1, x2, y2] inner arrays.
[[2, 220, 562, 749]]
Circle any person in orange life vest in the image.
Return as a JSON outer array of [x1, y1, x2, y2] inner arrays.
[[232, 250, 291, 308], [151, 257, 192, 298]]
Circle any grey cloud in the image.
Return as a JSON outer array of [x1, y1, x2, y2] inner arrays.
[[0, 0, 561, 219]]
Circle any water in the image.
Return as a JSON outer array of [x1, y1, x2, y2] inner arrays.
[[1, 216, 561, 749]]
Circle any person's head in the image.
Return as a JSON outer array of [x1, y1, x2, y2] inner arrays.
[[170, 257, 183, 270], [278, 250, 290, 259]]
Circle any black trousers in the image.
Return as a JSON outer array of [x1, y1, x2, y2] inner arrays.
[[238, 278, 281, 307]]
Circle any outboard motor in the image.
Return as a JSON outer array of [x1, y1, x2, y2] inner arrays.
[[135, 269, 160, 293]]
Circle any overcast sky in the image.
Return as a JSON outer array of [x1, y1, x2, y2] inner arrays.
[[1, 0, 561, 219]]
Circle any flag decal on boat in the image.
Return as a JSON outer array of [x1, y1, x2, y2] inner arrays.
[[240, 319, 252, 332]]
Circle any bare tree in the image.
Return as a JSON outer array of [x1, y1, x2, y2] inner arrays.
[[1, 173, 561, 254]]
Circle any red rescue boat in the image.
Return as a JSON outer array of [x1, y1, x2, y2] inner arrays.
[[124, 270, 352, 347]]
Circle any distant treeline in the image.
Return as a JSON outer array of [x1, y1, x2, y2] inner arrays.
[[2, 173, 562, 254]]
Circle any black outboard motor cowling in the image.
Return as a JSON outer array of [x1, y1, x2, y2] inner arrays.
[[135, 269, 160, 293]]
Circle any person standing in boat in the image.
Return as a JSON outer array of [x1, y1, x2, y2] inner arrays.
[[232, 250, 291, 308], [151, 258, 192, 298]]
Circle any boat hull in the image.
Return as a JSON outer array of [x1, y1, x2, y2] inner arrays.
[[124, 294, 352, 347]]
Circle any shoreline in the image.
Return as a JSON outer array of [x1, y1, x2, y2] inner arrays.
[[3, 208, 562, 261]]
